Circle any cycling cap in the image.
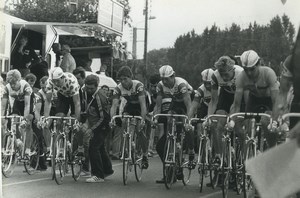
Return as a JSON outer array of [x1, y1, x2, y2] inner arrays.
[[159, 65, 175, 77], [50, 67, 64, 79], [240, 50, 260, 67], [201, 68, 214, 81], [214, 56, 235, 72]]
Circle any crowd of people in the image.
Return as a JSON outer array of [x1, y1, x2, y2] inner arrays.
[[1, 33, 300, 197]]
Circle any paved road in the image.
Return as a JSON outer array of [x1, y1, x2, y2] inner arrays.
[[2, 156, 242, 198]]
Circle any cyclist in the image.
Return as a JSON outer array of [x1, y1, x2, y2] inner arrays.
[[207, 56, 243, 164], [43, 67, 83, 155], [154, 65, 193, 184], [188, 68, 214, 119], [231, 50, 279, 148], [187, 68, 214, 151], [1, 69, 34, 155], [110, 66, 149, 169]]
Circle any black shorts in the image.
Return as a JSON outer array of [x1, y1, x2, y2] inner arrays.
[[123, 103, 141, 116], [216, 88, 234, 113], [56, 93, 75, 115], [246, 94, 272, 113], [11, 96, 34, 116], [197, 102, 208, 119]]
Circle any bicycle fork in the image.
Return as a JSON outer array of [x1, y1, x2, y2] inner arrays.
[[164, 119, 176, 165]]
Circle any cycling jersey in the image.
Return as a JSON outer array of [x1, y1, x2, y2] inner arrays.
[[3, 79, 33, 115], [211, 65, 243, 94], [236, 66, 279, 98], [45, 73, 80, 97], [112, 80, 145, 115], [194, 84, 211, 105], [156, 77, 191, 114]]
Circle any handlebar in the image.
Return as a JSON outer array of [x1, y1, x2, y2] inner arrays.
[[1, 115, 26, 123], [110, 115, 143, 126], [227, 112, 271, 122], [189, 118, 206, 125], [40, 116, 79, 129], [153, 114, 188, 121], [282, 113, 300, 120]]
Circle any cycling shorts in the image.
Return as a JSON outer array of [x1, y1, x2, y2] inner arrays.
[[246, 93, 272, 113], [216, 88, 234, 113], [56, 92, 75, 115], [123, 103, 141, 116], [196, 102, 208, 119]]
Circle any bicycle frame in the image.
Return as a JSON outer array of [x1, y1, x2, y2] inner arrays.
[[153, 114, 188, 165], [111, 115, 143, 162]]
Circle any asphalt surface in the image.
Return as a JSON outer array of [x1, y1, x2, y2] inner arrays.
[[2, 155, 243, 198]]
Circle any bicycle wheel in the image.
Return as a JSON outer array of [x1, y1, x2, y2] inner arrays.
[[181, 146, 191, 185], [24, 133, 40, 175], [209, 160, 220, 189], [70, 137, 82, 181], [53, 134, 67, 185], [163, 137, 176, 189], [235, 142, 243, 195], [198, 139, 206, 193], [133, 132, 143, 182], [243, 143, 256, 198], [222, 142, 230, 198], [122, 135, 130, 185], [2, 134, 17, 178]]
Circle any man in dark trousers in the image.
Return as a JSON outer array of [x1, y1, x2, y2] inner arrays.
[[84, 75, 114, 183]]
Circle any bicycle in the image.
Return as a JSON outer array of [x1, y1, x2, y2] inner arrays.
[[190, 117, 207, 193], [2, 115, 40, 177], [229, 112, 271, 198], [111, 115, 145, 185], [153, 113, 192, 189], [48, 116, 81, 185]]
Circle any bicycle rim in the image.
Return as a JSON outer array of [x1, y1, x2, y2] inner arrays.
[[134, 134, 143, 182], [235, 144, 243, 195], [53, 134, 66, 185], [222, 143, 230, 198], [198, 140, 205, 193], [122, 136, 130, 185], [181, 149, 191, 185], [24, 133, 40, 175], [243, 143, 256, 198], [2, 135, 17, 178], [163, 138, 175, 189], [71, 139, 82, 181]]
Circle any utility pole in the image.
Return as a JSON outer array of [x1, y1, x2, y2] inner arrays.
[[143, 0, 148, 73], [132, 27, 137, 59]]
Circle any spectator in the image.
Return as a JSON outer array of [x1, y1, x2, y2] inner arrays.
[[24, 73, 39, 93], [73, 67, 91, 176], [11, 35, 39, 77], [60, 44, 76, 73], [52, 43, 62, 67], [30, 59, 49, 88], [84, 75, 113, 183]]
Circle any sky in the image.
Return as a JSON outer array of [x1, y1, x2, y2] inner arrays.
[[122, 0, 300, 59]]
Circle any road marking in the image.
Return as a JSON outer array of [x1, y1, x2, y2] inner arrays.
[[200, 191, 222, 198], [3, 178, 50, 187]]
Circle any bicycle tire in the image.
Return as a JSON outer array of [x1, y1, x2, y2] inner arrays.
[[198, 139, 205, 193], [2, 134, 17, 178], [181, 143, 191, 186], [209, 160, 220, 189], [134, 131, 143, 182], [70, 137, 82, 181], [235, 141, 243, 195], [53, 134, 66, 185], [222, 141, 230, 198], [122, 135, 130, 185], [24, 132, 40, 175], [163, 137, 176, 189], [243, 142, 256, 198]]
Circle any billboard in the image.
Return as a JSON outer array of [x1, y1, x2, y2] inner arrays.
[[98, 0, 124, 33]]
